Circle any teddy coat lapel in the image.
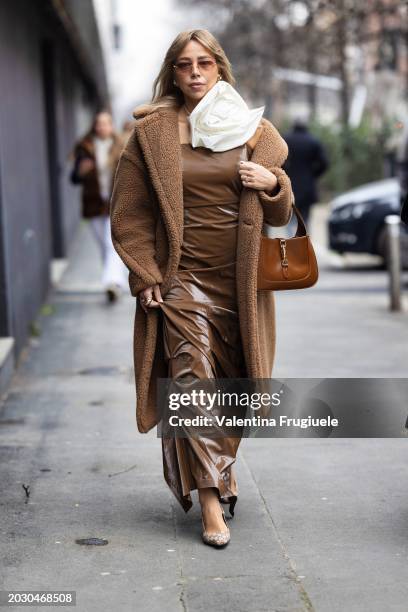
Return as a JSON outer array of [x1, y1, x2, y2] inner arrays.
[[134, 106, 284, 379]]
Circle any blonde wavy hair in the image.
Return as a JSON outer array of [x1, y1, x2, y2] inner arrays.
[[133, 29, 235, 118]]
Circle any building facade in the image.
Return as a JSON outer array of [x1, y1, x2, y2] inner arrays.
[[0, 0, 109, 388]]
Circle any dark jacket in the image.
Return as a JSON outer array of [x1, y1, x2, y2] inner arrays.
[[283, 126, 328, 207], [70, 132, 124, 218], [399, 137, 408, 225], [402, 197, 408, 225]]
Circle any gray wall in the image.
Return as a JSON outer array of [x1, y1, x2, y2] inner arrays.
[[0, 0, 101, 356]]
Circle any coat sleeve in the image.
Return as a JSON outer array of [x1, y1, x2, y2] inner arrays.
[[70, 151, 83, 185], [256, 122, 294, 227], [110, 128, 163, 296], [70, 145, 90, 185]]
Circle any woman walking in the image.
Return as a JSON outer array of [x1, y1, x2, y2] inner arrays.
[[110, 29, 294, 547], [71, 111, 128, 302]]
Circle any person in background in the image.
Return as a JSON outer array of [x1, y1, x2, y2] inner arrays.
[[283, 118, 329, 226], [70, 111, 128, 302]]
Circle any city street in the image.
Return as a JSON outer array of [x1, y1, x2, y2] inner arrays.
[[2, 2, 408, 611], [0, 216, 407, 611]]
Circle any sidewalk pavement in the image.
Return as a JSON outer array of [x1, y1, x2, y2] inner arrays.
[[0, 219, 407, 612]]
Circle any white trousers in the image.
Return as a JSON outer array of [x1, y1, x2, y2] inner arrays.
[[88, 215, 128, 290]]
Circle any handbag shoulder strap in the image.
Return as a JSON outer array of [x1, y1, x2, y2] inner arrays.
[[291, 202, 309, 237]]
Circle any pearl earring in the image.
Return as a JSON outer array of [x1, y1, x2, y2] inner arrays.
[[173, 80, 178, 87], [217, 74, 222, 81]]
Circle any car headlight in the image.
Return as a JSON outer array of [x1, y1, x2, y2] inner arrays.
[[331, 204, 354, 221], [331, 201, 373, 221], [351, 202, 373, 218]]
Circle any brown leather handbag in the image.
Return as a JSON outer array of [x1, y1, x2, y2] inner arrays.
[[257, 203, 319, 290]]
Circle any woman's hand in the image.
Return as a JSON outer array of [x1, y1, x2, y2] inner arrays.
[[78, 158, 95, 177], [238, 161, 278, 193], [138, 284, 163, 313]]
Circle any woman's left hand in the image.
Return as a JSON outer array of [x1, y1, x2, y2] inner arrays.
[[238, 161, 278, 192]]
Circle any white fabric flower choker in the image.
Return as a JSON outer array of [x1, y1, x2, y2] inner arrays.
[[187, 80, 265, 152]]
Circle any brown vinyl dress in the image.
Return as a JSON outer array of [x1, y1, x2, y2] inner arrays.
[[159, 141, 249, 515]]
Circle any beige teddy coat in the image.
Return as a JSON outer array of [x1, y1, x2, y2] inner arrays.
[[110, 106, 294, 433]]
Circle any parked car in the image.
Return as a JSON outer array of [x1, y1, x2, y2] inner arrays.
[[328, 178, 408, 268]]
